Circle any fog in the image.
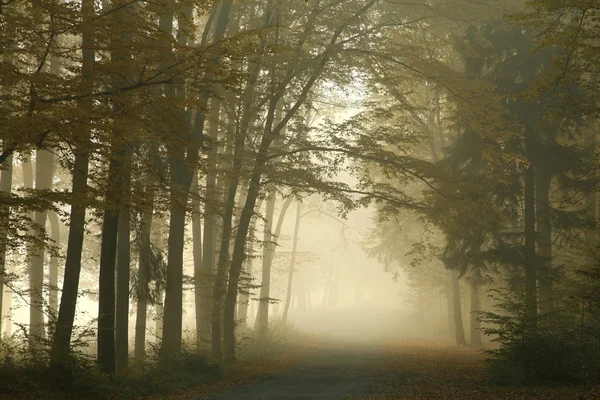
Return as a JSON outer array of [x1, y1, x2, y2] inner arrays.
[[2, 0, 600, 398]]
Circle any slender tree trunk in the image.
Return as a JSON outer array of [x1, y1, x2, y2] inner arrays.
[[28, 150, 53, 349], [255, 192, 276, 336], [322, 262, 334, 308], [446, 275, 455, 338], [255, 195, 292, 337], [0, 154, 13, 343], [470, 282, 482, 347], [201, 101, 219, 339], [134, 146, 157, 366], [50, 0, 95, 368], [451, 270, 467, 345], [282, 202, 301, 323], [536, 168, 553, 315], [115, 155, 131, 370], [48, 211, 60, 319], [237, 199, 263, 327], [191, 173, 204, 350], [524, 134, 537, 334], [97, 139, 127, 374], [22, 155, 42, 350]]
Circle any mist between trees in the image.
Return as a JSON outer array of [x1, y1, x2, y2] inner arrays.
[[1, 0, 600, 395]]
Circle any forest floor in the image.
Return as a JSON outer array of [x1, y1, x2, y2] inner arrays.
[[197, 338, 600, 400]]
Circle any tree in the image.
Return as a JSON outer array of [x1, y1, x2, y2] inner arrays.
[[51, 0, 96, 369]]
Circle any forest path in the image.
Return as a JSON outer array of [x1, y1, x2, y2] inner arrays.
[[199, 339, 600, 400], [200, 340, 390, 400]]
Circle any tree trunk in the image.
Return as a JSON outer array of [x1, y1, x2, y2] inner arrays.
[[446, 275, 455, 338], [451, 270, 466, 345], [210, 138, 239, 361], [28, 149, 53, 349], [255, 192, 276, 337], [191, 173, 204, 350], [0, 154, 13, 343], [115, 174, 131, 370], [524, 135, 537, 334], [50, 0, 95, 368], [255, 195, 293, 338], [97, 139, 127, 374], [48, 211, 60, 319], [237, 199, 263, 328], [134, 146, 157, 366], [282, 201, 301, 323], [536, 168, 553, 315], [200, 98, 220, 339], [470, 282, 482, 347]]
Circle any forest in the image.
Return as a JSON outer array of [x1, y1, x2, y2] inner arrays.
[[1, 0, 600, 399]]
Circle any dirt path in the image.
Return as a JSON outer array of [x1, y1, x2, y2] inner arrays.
[[202, 341, 387, 400], [200, 339, 600, 400]]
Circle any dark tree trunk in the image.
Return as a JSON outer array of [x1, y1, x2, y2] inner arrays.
[[255, 195, 293, 336], [282, 202, 301, 323], [50, 0, 95, 368], [446, 274, 455, 338], [536, 168, 553, 315], [97, 139, 127, 374], [452, 270, 466, 345], [255, 192, 276, 337], [48, 211, 60, 319], [470, 283, 482, 347], [200, 99, 220, 339], [524, 134, 538, 334], [115, 183, 131, 370], [134, 147, 157, 367], [29, 149, 54, 348], [0, 153, 13, 343], [191, 173, 204, 350], [237, 199, 263, 327]]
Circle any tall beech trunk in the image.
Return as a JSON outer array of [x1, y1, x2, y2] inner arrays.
[[255, 195, 293, 338], [97, 139, 127, 374], [210, 159, 238, 361], [191, 173, 204, 350], [0, 154, 13, 342], [50, 0, 95, 368], [254, 192, 276, 337], [28, 150, 53, 348], [451, 270, 467, 345], [237, 199, 263, 327], [48, 211, 60, 318], [282, 202, 301, 323], [446, 274, 455, 338], [134, 146, 157, 366], [201, 100, 220, 339], [536, 168, 553, 315], [524, 133, 537, 334], [115, 168, 131, 370], [470, 283, 482, 347], [22, 156, 42, 350]]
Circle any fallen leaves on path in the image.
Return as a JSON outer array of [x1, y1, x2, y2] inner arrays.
[[356, 340, 600, 400]]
